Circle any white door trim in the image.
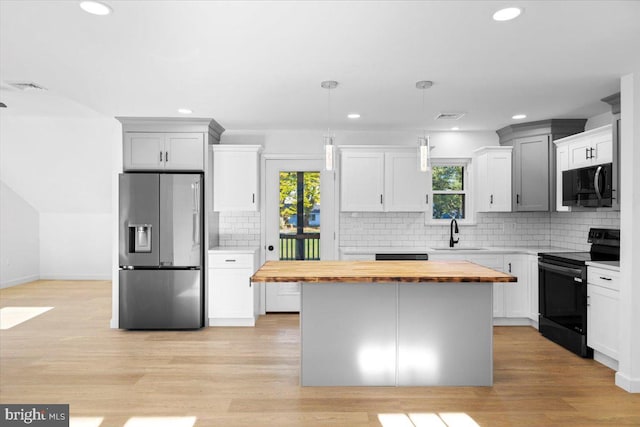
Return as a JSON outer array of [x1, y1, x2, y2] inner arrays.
[[259, 155, 339, 313]]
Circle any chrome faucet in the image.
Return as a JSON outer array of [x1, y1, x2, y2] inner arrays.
[[449, 218, 459, 248]]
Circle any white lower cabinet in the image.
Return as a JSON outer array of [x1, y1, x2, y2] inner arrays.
[[429, 252, 530, 324], [502, 254, 528, 318], [528, 254, 540, 324], [208, 249, 260, 326], [587, 265, 620, 369]]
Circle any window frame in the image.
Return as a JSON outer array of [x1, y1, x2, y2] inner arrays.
[[426, 157, 475, 225]]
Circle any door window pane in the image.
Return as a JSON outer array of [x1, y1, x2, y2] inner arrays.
[[279, 171, 320, 260]]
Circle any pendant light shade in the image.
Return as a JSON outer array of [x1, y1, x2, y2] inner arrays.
[[418, 136, 430, 172], [321, 80, 338, 171], [416, 80, 433, 172]]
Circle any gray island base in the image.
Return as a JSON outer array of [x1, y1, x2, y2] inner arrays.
[[301, 282, 493, 386]]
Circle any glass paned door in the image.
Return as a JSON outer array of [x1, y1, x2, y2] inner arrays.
[[279, 171, 321, 260]]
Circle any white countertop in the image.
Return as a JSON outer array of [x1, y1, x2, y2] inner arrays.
[[586, 260, 620, 271], [339, 246, 575, 256]]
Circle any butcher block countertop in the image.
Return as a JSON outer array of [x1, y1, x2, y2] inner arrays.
[[250, 260, 517, 283]]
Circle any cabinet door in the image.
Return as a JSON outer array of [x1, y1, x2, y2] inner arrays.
[[123, 133, 165, 170], [555, 144, 570, 212], [487, 150, 512, 211], [384, 151, 429, 212], [164, 133, 204, 171], [568, 137, 593, 169], [474, 152, 489, 212], [528, 255, 539, 322], [503, 254, 528, 318], [340, 151, 384, 212], [591, 130, 613, 165], [209, 268, 253, 318], [213, 149, 259, 211], [587, 284, 619, 359], [514, 135, 549, 211]]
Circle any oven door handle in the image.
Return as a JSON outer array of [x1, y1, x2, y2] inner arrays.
[[539, 261, 583, 279]]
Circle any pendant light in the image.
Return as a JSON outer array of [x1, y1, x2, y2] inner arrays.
[[416, 81, 433, 172], [321, 80, 338, 171]]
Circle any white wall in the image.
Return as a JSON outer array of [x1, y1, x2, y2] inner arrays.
[[616, 72, 640, 393], [0, 111, 119, 282], [40, 213, 111, 280], [222, 129, 499, 156], [0, 181, 39, 287]]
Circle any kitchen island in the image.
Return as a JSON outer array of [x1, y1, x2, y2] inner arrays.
[[251, 260, 516, 386]]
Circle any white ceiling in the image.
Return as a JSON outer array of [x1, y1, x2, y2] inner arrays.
[[1, 1, 639, 131]]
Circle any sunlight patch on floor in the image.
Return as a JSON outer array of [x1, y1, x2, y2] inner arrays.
[[123, 416, 197, 427], [0, 307, 53, 330], [378, 412, 480, 427], [69, 417, 104, 427]]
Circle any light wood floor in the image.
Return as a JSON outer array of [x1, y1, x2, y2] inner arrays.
[[1, 280, 639, 427]]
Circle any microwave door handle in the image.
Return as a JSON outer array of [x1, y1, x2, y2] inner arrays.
[[594, 165, 603, 202]]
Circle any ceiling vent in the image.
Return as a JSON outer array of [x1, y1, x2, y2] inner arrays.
[[5, 81, 48, 91], [435, 112, 465, 120]]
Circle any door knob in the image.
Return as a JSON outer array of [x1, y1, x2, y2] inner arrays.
[[268, 245, 274, 251]]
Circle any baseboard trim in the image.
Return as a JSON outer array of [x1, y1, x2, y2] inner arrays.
[[493, 317, 531, 326], [208, 317, 256, 327], [39, 275, 111, 281], [0, 274, 40, 289], [594, 351, 619, 371], [615, 371, 640, 393]]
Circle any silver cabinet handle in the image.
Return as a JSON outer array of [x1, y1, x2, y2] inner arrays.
[[380, 194, 383, 204], [426, 194, 429, 204], [252, 193, 255, 204], [490, 194, 493, 204], [225, 259, 236, 263], [165, 151, 169, 162], [160, 151, 163, 162], [508, 262, 512, 273], [585, 147, 590, 159]]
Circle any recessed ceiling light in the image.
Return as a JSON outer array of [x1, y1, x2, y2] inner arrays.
[[451, 127, 459, 131], [493, 7, 522, 22], [347, 113, 360, 119], [512, 114, 527, 120], [178, 108, 192, 114], [79, 1, 112, 16]]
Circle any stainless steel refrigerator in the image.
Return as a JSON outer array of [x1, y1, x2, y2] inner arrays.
[[119, 173, 203, 329]]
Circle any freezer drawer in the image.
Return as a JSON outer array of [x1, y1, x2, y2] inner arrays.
[[119, 269, 203, 329]]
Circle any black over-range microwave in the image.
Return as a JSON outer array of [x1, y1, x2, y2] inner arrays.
[[562, 162, 613, 208]]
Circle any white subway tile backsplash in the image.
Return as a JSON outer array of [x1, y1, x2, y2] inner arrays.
[[339, 210, 620, 250], [218, 211, 261, 248]]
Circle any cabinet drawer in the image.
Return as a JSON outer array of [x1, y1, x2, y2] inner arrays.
[[588, 267, 619, 291], [209, 253, 255, 269]]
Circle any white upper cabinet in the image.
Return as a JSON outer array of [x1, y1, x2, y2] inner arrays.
[[340, 148, 428, 212], [555, 143, 571, 212], [474, 146, 512, 212], [557, 124, 613, 170], [124, 132, 204, 171], [384, 151, 430, 212], [340, 150, 384, 212], [212, 145, 261, 211]]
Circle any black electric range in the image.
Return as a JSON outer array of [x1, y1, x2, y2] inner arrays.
[[538, 228, 620, 357]]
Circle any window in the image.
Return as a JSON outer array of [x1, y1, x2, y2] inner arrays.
[[429, 159, 473, 223]]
